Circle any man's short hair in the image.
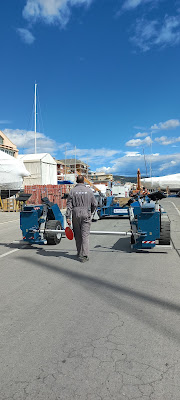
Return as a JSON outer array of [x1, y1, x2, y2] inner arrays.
[[76, 175, 84, 183]]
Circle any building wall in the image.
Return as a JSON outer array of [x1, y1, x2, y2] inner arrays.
[[57, 162, 65, 177], [22, 161, 41, 185], [65, 163, 89, 175], [91, 173, 113, 183], [0, 130, 18, 158], [22, 160, 57, 186], [57, 159, 90, 176]]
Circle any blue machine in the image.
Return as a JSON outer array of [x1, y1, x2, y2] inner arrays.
[[97, 196, 129, 218], [20, 197, 64, 245], [19, 191, 170, 252], [129, 193, 170, 250]]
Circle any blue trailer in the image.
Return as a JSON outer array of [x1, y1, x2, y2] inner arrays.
[[19, 192, 170, 252], [129, 192, 170, 250], [20, 197, 64, 245], [97, 196, 129, 218]]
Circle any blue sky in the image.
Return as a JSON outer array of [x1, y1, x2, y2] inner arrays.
[[1, 0, 180, 176]]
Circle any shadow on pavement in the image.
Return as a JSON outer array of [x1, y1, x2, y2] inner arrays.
[[17, 253, 180, 344], [36, 248, 79, 261], [94, 238, 168, 254], [93, 237, 131, 253]]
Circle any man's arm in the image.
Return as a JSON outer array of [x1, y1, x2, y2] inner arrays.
[[91, 192, 97, 214], [66, 192, 73, 226]]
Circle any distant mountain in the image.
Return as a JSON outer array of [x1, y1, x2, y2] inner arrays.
[[113, 175, 138, 184]]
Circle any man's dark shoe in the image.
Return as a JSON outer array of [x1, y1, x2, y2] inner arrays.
[[80, 256, 89, 263]]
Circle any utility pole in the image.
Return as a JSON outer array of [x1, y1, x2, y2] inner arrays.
[[150, 131, 152, 179], [34, 82, 37, 154], [87, 158, 88, 180], [142, 148, 148, 177], [74, 145, 76, 176], [65, 145, 67, 180]]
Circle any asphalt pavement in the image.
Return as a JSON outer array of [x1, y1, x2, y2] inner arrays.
[[0, 198, 180, 400]]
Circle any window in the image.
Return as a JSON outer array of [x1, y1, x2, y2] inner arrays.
[[0, 147, 15, 157], [0, 136, 3, 145]]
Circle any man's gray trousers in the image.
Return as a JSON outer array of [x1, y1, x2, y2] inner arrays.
[[72, 214, 91, 257]]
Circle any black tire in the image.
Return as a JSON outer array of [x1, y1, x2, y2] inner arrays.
[[97, 209, 102, 219], [45, 220, 62, 245], [159, 218, 170, 245], [131, 234, 135, 244]]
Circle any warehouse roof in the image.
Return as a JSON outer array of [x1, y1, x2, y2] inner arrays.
[[18, 153, 56, 164]]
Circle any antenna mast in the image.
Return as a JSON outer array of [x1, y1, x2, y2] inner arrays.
[[142, 148, 148, 177], [74, 145, 76, 176], [34, 82, 37, 154]]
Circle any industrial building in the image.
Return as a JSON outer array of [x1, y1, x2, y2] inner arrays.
[[56, 160, 65, 180], [58, 159, 90, 177], [90, 172, 113, 184]]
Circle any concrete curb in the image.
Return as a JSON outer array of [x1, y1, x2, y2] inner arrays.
[[162, 199, 180, 257]]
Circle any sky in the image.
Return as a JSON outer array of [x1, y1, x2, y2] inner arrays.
[[0, 0, 180, 177]]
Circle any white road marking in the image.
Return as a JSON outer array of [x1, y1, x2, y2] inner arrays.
[[0, 245, 26, 259], [0, 220, 19, 225], [168, 201, 180, 216], [0, 248, 20, 258]]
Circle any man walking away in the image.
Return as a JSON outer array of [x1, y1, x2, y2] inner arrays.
[[66, 175, 97, 263]]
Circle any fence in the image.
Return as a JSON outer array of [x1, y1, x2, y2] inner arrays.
[[1, 198, 19, 212]]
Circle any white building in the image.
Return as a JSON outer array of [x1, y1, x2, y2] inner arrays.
[[112, 184, 131, 197], [18, 153, 57, 186]]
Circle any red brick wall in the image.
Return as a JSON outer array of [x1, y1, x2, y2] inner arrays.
[[24, 185, 72, 209]]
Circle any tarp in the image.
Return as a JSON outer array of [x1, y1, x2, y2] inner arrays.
[[0, 151, 30, 190], [58, 180, 73, 184], [141, 173, 180, 190]]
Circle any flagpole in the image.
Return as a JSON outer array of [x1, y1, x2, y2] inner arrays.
[[34, 82, 37, 154]]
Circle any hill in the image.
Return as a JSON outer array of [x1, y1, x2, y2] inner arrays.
[[113, 175, 138, 184]]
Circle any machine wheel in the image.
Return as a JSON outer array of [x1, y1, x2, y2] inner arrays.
[[131, 234, 135, 244], [45, 220, 62, 245], [97, 209, 102, 220], [159, 218, 170, 245]]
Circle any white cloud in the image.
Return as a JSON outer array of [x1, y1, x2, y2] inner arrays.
[[126, 136, 152, 147], [67, 148, 120, 157], [134, 125, 147, 130], [3, 129, 57, 154], [135, 131, 148, 138], [125, 151, 141, 156], [155, 136, 180, 145], [0, 120, 12, 124], [131, 14, 180, 51], [58, 142, 72, 149], [151, 119, 180, 131], [96, 153, 180, 176], [16, 28, 35, 44], [159, 159, 177, 171], [122, 0, 153, 11], [23, 0, 92, 27], [130, 19, 158, 51], [155, 15, 180, 46], [66, 147, 121, 164], [122, 0, 143, 10]]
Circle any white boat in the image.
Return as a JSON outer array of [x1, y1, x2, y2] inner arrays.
[[141, 173, 180, 192], [0, 151, 30, 198]]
